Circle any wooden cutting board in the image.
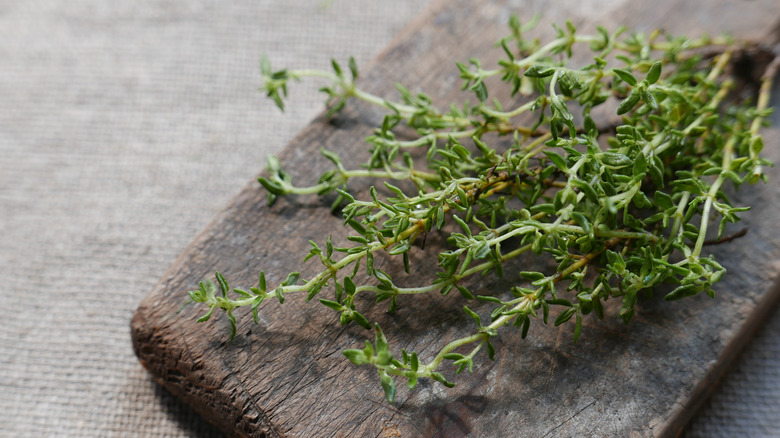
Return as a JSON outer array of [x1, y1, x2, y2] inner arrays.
[[131, 0, 780, 436]]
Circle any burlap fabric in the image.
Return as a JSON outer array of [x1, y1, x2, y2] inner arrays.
[[1, 1, 777, 436]]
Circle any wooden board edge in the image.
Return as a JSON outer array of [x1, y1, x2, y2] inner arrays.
[[666, 276, 780, 437]]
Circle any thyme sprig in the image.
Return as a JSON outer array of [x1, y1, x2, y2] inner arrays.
[[187, 18, 775, 403]]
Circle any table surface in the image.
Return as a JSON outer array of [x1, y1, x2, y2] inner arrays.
[[1, 1, 779, 436]]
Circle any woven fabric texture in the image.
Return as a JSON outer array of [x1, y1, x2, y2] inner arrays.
[[0, 1, 778, 437], [0, 1, 431, 436]]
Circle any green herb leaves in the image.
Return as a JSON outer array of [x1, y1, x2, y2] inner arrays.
[[187, 17, 774, 402]]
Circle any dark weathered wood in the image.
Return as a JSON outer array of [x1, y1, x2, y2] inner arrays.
[[132, 1, 780, 436]]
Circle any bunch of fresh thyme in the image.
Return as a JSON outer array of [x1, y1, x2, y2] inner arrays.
[[187, 18, 775, 402]]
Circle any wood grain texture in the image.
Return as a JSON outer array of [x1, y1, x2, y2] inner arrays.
[[131, 0, 780, 436]]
